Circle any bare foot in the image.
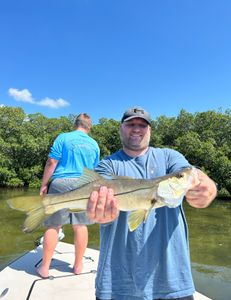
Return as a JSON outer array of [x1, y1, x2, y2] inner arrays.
[[73, 262, 83, 275], [36, 266, 49, 279]]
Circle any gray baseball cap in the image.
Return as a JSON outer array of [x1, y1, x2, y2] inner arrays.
[[121, 106, 152, 125]]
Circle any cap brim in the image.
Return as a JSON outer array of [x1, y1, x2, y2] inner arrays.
[[123, 116, 151, 125]]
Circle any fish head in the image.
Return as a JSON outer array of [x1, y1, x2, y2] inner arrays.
[[127, 167, 200, 231], [156, 167, 200, 207]]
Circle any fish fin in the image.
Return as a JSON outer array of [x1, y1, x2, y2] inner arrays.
[[23, 206, 46, 233], [128, 210, 147, 232], [72, 168, 102, 189], [144, 207, 153, 221], [7, 196, 43, 212], [7, 196, 46, 233]]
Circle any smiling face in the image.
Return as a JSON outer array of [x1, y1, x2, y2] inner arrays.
[[120, 118, 151, 156]]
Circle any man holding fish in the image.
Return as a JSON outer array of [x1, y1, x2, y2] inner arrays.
[[8, 107, 217, 299], [87, 107, 217, 300]]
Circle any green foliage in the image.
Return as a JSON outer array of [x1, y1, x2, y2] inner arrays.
[[0, 106, 230, 198], [7, 178, 24, 188], [218, 188, 230, 198], [29, 178, 42, 188], [0, 106, 74, 187], [91, 118, 121, 158], [154, 115, 177, 146]]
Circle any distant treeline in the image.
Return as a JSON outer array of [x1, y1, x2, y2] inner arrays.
[[0, 106, 230, 198]]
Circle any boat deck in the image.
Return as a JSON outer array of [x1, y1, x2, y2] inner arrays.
[[0, 242, 211, 300]]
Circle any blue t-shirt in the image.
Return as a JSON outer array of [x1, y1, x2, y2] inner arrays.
[[49, 130, 100, 179], [95, 147, 195, 300]]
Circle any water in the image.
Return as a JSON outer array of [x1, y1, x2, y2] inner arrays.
[[0, 189, 100, 270], [186, 200, 231, 299], [0, 189, 230, 300]]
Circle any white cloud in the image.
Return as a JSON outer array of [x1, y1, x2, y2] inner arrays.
[[0, 104, 5, 107], [8, 88, 34, 103], [38, 97, 70, 108], [8, 88, 70, 109]]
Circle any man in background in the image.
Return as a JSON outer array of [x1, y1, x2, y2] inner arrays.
[[37, 113, 100, 278]]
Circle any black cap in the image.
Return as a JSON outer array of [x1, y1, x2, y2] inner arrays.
[[121, 106, 152, 125]]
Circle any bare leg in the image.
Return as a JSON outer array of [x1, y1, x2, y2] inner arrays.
[[73, 225, 88, 274], [36, 226, 60, 278]]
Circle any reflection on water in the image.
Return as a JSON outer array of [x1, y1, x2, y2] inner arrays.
[[0, 189, 230, 299], [192, 264, 231, 300], [184, 200, 231, 300], [185, 200, 231, 268]]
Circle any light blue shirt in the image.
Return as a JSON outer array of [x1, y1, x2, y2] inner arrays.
[[49, 130, 100, 179], [95, 147, 195, 300]]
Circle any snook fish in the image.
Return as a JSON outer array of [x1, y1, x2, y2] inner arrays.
[[7, 167, 199, 232]]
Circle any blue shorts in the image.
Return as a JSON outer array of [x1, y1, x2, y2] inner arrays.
[[44, 178, 94, 227]]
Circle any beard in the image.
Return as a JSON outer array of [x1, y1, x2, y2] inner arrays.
[[120, 134, 150, 152]]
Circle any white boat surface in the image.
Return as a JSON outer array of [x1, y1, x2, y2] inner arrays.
[[0, 242, 211, 300]]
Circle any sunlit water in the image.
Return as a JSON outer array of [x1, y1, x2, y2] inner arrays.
[[0, 189, 230, 300]]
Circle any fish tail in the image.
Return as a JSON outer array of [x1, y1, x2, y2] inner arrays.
[[23, 206, 46, 233], [7, 195, 46, 233], [7, 195, 43, 212]]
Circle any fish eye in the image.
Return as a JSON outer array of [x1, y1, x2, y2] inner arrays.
[[151, 198, 157, 205], [176, 173, 184, 179]]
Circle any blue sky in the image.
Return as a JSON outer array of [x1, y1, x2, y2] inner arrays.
[[0, 0, 230, 124]]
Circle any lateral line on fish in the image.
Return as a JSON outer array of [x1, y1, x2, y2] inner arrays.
[[48, 196, 89, 205], [48, 185, 154, 206], [115, 186, 155, 196]]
